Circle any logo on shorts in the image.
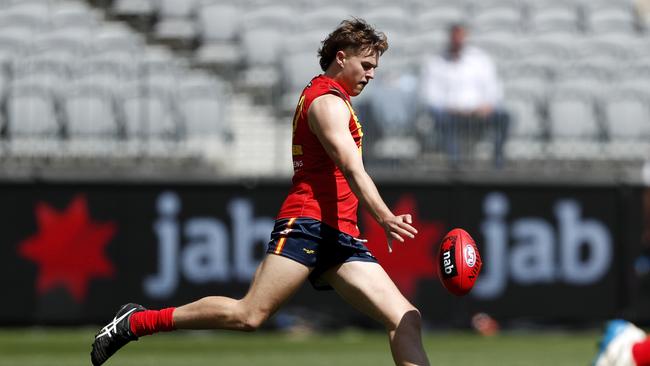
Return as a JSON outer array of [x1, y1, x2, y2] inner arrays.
[[302, 248, 315, 254]]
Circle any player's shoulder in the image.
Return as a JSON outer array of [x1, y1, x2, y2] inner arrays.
[[310, 93, 349, 116]]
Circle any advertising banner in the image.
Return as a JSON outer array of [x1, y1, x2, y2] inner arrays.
[[1, 182, 643, 326]]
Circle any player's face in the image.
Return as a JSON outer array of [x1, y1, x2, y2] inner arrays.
[[339, 49, 379, 96]]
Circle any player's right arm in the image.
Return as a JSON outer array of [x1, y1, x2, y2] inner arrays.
[[308, 94, 418, 252]]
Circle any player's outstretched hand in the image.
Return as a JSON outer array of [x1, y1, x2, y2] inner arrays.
[[382, 214, 418, 253]]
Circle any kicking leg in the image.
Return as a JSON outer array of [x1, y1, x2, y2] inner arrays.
[[173, 254, 310, 331], [91, 254, 310, 365], [322, 261, 430, 366]]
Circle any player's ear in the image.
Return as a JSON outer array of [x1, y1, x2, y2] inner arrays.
[[335, 50, 346, 68]]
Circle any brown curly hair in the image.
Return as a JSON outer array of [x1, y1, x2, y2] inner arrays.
[[318, 18, 389, 72]]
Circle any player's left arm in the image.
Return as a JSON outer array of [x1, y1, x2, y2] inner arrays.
[[308, 94, 417, 251]]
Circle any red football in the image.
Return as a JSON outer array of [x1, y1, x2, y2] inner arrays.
[[438, 228, 482, 296]]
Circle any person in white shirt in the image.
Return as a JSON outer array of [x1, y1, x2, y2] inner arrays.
[[420, 23, 509, 168]]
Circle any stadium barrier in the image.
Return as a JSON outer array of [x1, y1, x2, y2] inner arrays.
[[2, 181, 647, 327]]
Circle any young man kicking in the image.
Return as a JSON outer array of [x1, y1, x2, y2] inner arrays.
[[91, 18, 430, 366]]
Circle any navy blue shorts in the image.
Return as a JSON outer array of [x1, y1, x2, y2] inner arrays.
[[266, 218, 378, 290]]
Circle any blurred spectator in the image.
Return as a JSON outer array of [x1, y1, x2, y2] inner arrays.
[[636, 0, 650, 28], [419, 23, 509, 168]]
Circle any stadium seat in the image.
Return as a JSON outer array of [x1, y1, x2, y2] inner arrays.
[[363, 6, 412, 37], [156, 0, 198, 18], [112, 0, 156, 18], [239, 27, 284, 93], [601, 92, 650, 159], [138, 61, 185, 96], [409, 0, 466, 14], [502, 89, 547, 160], [119, 87, 178, 140], [197, 2, 241, 42], [193, 2, 242, 68], [279, 50, 321, 114], [470, 30, 521, 62], [241, 26, 287, 67], [415, 6, 468, 33], [502, 63, 552, 100], [612, 63, 650, 96], [72, 58, 138, 94], [281, 30, 327, 55], [3, 0, 49, 24], [551, 63, 613, 97], [568, 37, 631, 63], [0, 21, 39, 47], [582, 2, 638, 34], [515, 38, 571, 69], [545, 91, 606, 159], [406, 31, 447, 58], [6, 84, 60, 137], [0, 35, 28, 64], [602, 92, 650, 140], [50, 1, 98, 30], [177, 87, 228, 138], [528, 4, 581, 33], [11, 57, 70, 94], [153, 17, 198, 46], [29, 31, 89, 62], [298, 6, 353, 32], [91, 22, 145, 59], [241, 5, 296, 32], [547, 91, 600, 140], [471, 3, 524, 33], [503, 92, 544, 139], [63, 85, 120, 139]]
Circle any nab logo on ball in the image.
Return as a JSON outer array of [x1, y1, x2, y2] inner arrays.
[[438, 228, 482, 296], [441, 245, 457, 278]]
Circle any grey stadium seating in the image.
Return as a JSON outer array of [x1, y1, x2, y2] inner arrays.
[[0, 0, 648, 172]]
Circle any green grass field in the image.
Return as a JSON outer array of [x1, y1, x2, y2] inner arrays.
[[0, 328, 599, 366]]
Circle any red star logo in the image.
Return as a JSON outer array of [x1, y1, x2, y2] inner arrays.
[[362, 195, 445, 299], [18, 195, 117, 303]]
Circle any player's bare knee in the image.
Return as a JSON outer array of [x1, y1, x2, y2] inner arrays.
[[242, 313, 269, 332], [238, 307, 272, 332]]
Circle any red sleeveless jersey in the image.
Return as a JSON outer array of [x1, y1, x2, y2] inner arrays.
[[277, 75, 363, 237]]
